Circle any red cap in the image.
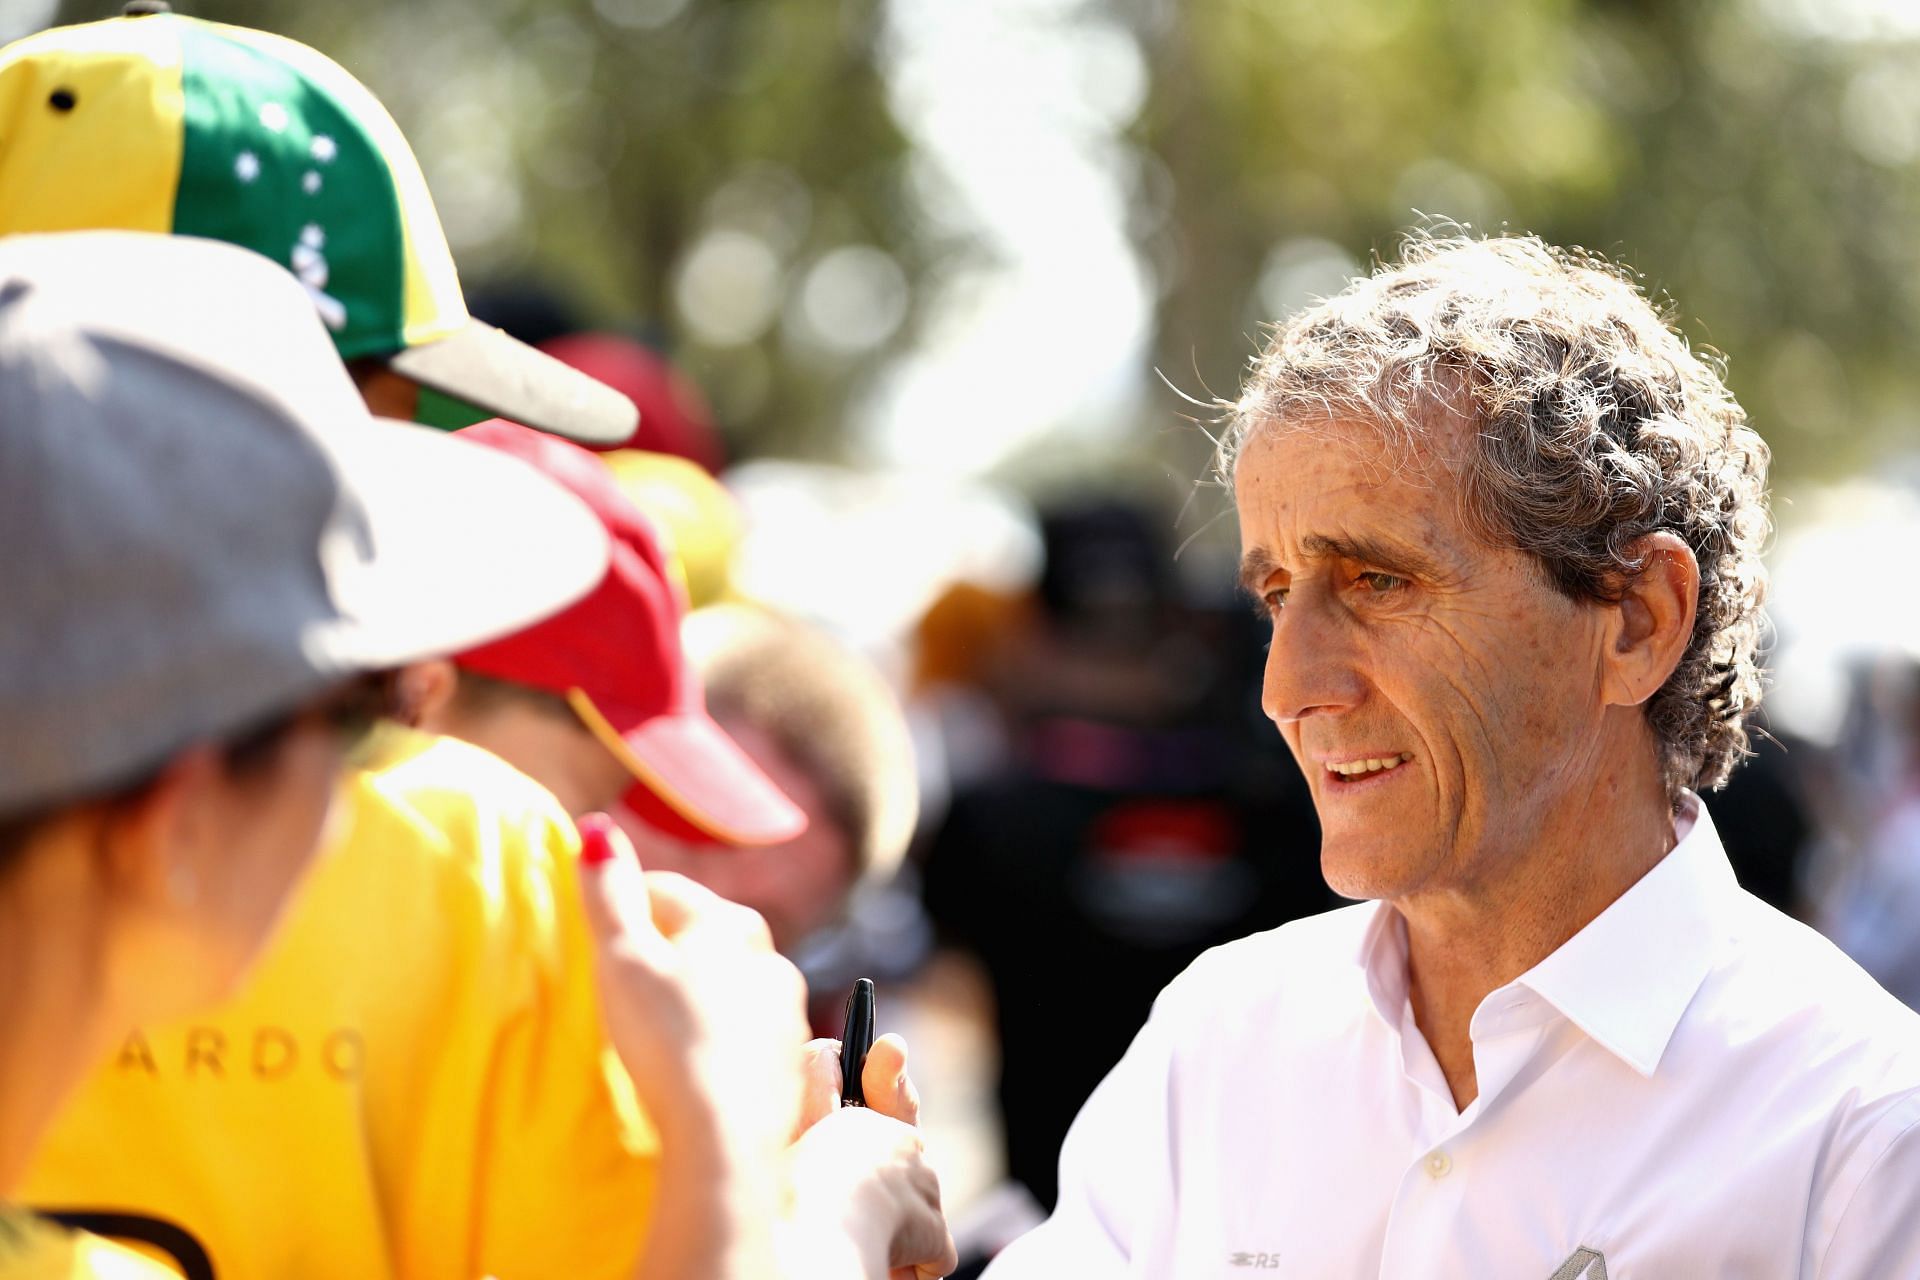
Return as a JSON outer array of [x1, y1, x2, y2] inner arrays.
[[539, 334, 727, 474], [452, 420, 805, 846]]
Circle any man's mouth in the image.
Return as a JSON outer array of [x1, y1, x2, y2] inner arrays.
[[1324, 753, 1413, 780]]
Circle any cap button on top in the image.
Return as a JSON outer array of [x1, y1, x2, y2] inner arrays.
[[122, 1, 171, 14]]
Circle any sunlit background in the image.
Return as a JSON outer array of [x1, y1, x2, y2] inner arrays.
[[24, 0, 1912, 683], [22, 0, 1920, 1252]]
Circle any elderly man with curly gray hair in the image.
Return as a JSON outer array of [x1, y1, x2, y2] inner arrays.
[[985, 234, 1920, 1279]]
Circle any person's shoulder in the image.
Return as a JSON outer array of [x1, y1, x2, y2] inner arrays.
[[355, 729, 573, 856], [1710, 898, 1920, 1250], [364, 729, 570, 826], [1723, 893, 1920, 1031], [339, 730, 578, 928], [1706, 892, 1920, 1096], [1154, 902, 1376, 1026]]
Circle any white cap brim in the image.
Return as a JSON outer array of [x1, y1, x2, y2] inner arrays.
[[307, 416, 611, 670], [387, 319, 639, 447]]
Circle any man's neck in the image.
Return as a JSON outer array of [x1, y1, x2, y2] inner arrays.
[[0, 852, 116, 1194], [1396, 756, 1677, 1111]]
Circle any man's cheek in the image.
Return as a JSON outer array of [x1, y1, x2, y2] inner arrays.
[[1278, 725, 1306, 762], [1400, 604, 1520, 692]]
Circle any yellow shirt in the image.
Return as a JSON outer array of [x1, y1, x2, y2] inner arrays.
[[20, 734, 656, 1280], [0, 1207, 180, 1280]]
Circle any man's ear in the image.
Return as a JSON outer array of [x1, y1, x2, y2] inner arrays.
[[1600, 531, 1699, 709], [97, 746, 223, 906], [392, 659, 459, 731]]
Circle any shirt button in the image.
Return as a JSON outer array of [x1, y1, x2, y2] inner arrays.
[[1425, 1150, 1453, 1179]]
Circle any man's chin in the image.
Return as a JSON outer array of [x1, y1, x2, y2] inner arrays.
[[1319, 838, 1427, 903]]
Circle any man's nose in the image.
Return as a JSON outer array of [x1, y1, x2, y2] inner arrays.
[[1260, 591, 1366, 725]]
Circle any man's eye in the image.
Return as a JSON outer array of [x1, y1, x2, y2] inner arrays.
[[1358, 572, 1406, 593], [1263, 589, 1289, 614]]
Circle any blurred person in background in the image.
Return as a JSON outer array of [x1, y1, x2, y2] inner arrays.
[[544, 333, 730, 475], [385, 422, 954, 1276], [0, 231, 605, 1274], [462, 281, 728, 475], [4, 14, 662, 1277], [1704, 720, 1818, 915], [600, 447, 745, 610], [1821, 656, 1920, 1006], [6, 14, 956, 1280], [908, 581, 1028, 833], [922, 500, 1331, 1216], [986, 233, 1920, 1276], [403, 421, 805, 837], [621, 603, 924, 1032]]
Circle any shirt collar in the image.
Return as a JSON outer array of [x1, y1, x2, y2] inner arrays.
[[1353, 794, 1740, 1078], [1516, 794, 1738, 1077], [1356, 897, 1411, 1035]]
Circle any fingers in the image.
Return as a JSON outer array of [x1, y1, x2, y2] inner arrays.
[[795, 1109, 952, 1276], [796, 1038, 844, 1137], [908, 1249, 957, 1280], [641, 868, 777, 953], [898, 1214, 957, 1278], [799, 1032, 921, 1138], [887, 1153, 956, 1278], [862, 1033, 920, 1126], [632, 867, 706, 937], [575, 813, 672, 969]]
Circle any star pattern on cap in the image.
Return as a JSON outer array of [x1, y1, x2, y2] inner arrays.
[[219, 99, 349, 330], [293, 221, 345, 330], [297, 128, 339, 323], [292, 222, 328, 286]]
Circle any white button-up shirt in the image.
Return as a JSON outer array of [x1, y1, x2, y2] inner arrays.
[[985, 799, 1920, 1278]]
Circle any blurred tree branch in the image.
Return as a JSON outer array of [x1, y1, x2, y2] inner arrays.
[[1128, 0, 1920, 484], [44, 0, 1920, 481], [56, 0, 937, 459]]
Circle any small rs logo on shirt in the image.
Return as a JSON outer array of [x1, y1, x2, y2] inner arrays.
[[1227, 1252, 1280, 1269], [1549, 1247, 1607, 1279]]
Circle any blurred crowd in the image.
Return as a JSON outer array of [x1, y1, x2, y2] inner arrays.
[[485, 293, 1920, 1272], [7, 5, 1920, 1280], [686, 476, 1920, 1270], [469, 280, 1920, 1262]]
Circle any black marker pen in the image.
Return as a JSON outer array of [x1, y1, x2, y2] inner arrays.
[[839, 977, 876, 1107]]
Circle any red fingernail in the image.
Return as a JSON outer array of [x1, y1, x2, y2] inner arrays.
[[578, 813, 619, 866]]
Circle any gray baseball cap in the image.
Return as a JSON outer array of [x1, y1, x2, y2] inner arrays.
[[0, 229, 611, 813]]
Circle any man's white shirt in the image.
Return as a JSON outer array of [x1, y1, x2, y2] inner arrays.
[[984, 798, 1920, 1278]]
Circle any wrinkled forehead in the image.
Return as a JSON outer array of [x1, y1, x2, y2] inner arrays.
[[1228, 405, 1506, 583], [1230, 399, 1477, 499]]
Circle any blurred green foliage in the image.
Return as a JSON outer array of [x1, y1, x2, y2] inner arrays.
[[1130, 0, 1920, 484], [44, 0, 1920, 481], [53, 0, 928, 458]]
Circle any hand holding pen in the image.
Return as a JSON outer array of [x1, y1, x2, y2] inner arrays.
[[788, 980, 952, 1277], [796, 986, 922, 1134], [576, 819, 953, 1278]]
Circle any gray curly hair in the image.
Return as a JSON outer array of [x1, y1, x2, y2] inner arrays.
[[1221, 232, 1771, 799]]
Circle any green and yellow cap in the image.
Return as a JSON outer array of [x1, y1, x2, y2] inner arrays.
[[0, 5, 637, 445]]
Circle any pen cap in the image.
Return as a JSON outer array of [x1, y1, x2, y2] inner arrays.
[[839, 977, 876, 1107]]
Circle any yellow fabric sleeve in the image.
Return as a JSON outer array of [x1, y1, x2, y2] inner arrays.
[[360, 741, 659, 1279], [21, 734, 657, 1279]]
